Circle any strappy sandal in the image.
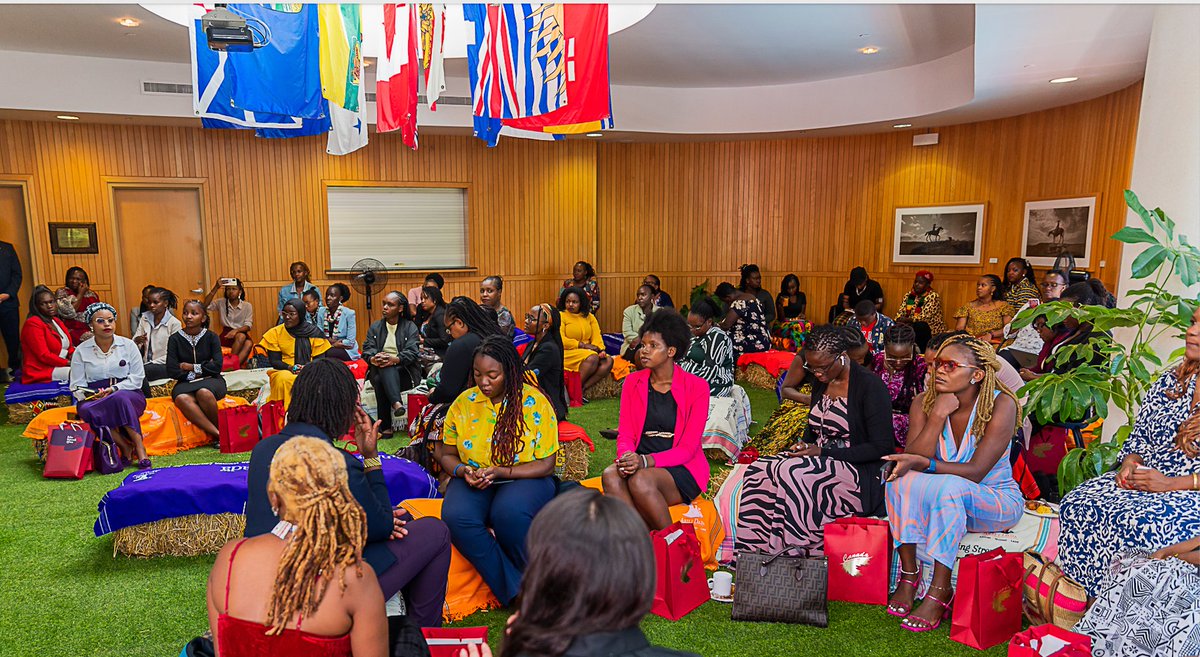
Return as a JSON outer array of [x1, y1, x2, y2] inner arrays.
[[901, 585, 954, 633], [886, 566, 922, 617]]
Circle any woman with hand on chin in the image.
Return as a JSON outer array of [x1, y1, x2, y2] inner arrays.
[[166, 300, 226, 440], [883, 334, 1022, 632]]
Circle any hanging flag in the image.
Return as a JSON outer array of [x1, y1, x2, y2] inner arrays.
[[465, 4, 569, 123], [463, 3, 502, 146], [318, 4, 363, 112], [225, 4, 326, 119], [377, 3, 420, 149], [419, 3, 447, 110], [327, 60, 368, 155], [190, 18, 304, 130]]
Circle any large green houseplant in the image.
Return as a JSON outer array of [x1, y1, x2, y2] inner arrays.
[[1012, 190, 1200, 496]]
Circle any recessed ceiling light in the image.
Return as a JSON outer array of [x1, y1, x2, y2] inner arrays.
[[56, 115, 80, 121], [859, 46, 880, 55], [117, 17, 140, 28], [893, 123, 912, 129], [1049, 77, 1079, 84]]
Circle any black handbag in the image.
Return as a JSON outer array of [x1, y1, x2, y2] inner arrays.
[[732, 547, 828, 626]]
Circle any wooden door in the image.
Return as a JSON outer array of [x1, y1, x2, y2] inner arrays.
[[0, 185, 32, 369], [112, 188, 206, 334]]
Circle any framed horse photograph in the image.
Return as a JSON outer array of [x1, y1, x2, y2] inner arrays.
[[1021, 196, 1097, 267], [892, 203, 985, 265]]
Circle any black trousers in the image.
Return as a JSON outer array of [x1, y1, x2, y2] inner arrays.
[[370, 365, 414, 432], [0, 302, 20, 373]]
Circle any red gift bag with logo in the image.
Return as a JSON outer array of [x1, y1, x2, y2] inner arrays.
[[823, 517, 891, 605], [218, 405, 261, 454], [44, 423, 96, 479], [951, 548, 1025, 650], [406, 393, 429, 424], [1008, 624, 1092, 657], [260, 399, 286, 437], [421, 627, 488, 657], [650, 522, 709, 620]]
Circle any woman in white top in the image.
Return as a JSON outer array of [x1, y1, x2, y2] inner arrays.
[[998, 269, 1068, 371], [133, 286, 182, 385], [70, 303, 150, 468]]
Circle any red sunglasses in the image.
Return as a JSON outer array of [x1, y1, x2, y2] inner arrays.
[[933, 358, 982, 374]]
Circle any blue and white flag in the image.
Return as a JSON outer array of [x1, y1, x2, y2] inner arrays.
[[326, 60, 368, 155], [225, 4, 326, 120], [190, 19, 302, 130]]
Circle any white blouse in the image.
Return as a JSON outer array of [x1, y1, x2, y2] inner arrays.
[[69, 336, 146, 400], [133, 312, 182, 365]]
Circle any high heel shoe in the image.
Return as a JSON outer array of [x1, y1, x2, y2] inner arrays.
[[886, 566, 922, 617], [901, 585, 954, 633]]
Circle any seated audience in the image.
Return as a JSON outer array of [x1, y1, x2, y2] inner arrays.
[[1001, 257, 1040, 313], [209, 437, 387, 657], [999, 269, 1067, 370], [479, 276, 514, 338], [522, 304, 568, 421], [56, 266, 101, 344], [772, 273, 810, 351], [316, 283, 359, 361], [871, 324, 927, 449], [895, 270, 946, 339], [1058, 304, 1200, 596], [166, 300, 226, 440], [644, 273, 674, 308], [737, 326, 892, 554], [559, 287, 613, 393], [680, 299, 735, 397], [848, 299, 895, 354], [259, 299, 331, 409], [439, 336, 559, 605], [1019, 282, 1105, 386], [203, 278, 254, 368], [739, 264, 777, 325], [884, 334, 1022, 631], [844, 266, 884, 312], [845, 326, 873, 367], [20, 285, 74, 383], [408, 272, 445, 316], [559, 260, 601, 313], [418, 286, 450, 358], [621, 284, 657, 362], [70, 303, 150, 468], [301, 289, 322, 326], [1088, 277, 1118, 309], [245, 360, 452, 628], [604, 310, 710, 530], [277, 261, 317, 321], [483, 489, 701, 657], [954, 275, 1011, 344], [133, 286, 181, 383], [829, 293, 854, 326], [362, 292, 421, 438], [715, 281, 771, 360]]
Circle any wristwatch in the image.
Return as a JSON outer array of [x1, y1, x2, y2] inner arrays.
[[362, 456, 382, 470]]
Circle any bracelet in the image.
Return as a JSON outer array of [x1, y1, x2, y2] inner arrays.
[[925, 458, 938, 474], [1193, 473, 1198, 491], [453, 463, 465, 478], [362, 456, 382, 470], [640, 454, 649, 469]]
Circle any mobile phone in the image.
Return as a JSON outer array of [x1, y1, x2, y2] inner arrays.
[[880, 461, 897, 482], [219, 277, 238, 287]]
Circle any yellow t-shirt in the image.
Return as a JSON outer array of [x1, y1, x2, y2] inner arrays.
[[259, 324, 332, 367], [442, 384, 560, 468]]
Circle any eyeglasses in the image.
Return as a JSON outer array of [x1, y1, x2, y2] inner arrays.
[[884, 356, 913, 366], [804, 354, 844, 375], [524, 313, 539, 322], [933, 358, 982, 374]]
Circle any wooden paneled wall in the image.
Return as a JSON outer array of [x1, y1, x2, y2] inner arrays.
[[0, 82, 1140, 341]]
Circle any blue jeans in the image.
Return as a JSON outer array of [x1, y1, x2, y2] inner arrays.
[[441, 475, 556, 604]]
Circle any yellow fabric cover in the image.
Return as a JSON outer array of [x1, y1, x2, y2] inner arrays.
[[399, 498, 499, 622], [442, 385, 559, 468], [560, 311, 604, 371]]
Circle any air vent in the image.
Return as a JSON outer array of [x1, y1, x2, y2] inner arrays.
[[142, 81, 194, 96], [363, 92, 471, 107]]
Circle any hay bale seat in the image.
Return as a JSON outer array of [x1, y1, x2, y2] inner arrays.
[[735, 351, 797, 390], [583, 374, 622, 400], [556, 422, 595, 482], [114, 513, 245, 558], [5, 380, 73, 426]]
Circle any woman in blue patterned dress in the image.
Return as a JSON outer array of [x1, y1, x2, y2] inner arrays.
[[1058, 305, 1200, 595]]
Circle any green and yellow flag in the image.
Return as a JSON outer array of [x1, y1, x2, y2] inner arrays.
[[318, 4, 362, 112]]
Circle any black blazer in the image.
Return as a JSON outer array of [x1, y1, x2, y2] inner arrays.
[[164, 330, 223, 381], [802, 360, 893, 515], [525, 339, 568, 421], [428, 331, 482, 405], [362, 318, 422, 384], [422, 306, 450, 355]]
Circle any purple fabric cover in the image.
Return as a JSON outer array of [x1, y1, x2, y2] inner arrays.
[[602, 332, 623, 356], [5, 380, 71, 404]]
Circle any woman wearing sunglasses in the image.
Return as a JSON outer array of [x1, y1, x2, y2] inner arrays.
[[871, 324, 927, 449], [737, 325, 893, 556], [883, 334, 1022, 632]]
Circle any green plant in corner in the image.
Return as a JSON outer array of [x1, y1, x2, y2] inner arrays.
[[1012, 190, 1200, 496], [683, 279, 723, 317]]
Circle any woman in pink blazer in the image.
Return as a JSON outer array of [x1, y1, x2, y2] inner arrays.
[[603, 309, 711, 530]]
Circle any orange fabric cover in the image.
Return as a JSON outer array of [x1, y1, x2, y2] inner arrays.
[[400, 498, 500, 622], [610, 356, 632, 381], [736, 350, 796, 378]]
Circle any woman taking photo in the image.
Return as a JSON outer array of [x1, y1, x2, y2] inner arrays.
[[715, 281, 772, 360], [871, 324, 927, 449], [277, 261, 317, 321], [479, 276, 514, 338], [559, 261, 601, 313], [166, 300, 226, 440], [362, 292, 421, 437], [621, 284, 657, 363], [954, 275, 1012, 345], [558, 287, 613, 394], [203, 278, 254, 368], [317, 283, 359, 361], [20, 285, 74, 383], [259, 299, 331, 409], [440, 336, 560, 605], [603, 310, 710, 530], [523, 303, 568, 421], [69, 302, 150, 468], [133, 286, 181, 383], [56, 266, 101, 344]]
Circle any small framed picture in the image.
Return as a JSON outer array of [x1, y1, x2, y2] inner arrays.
[[48, 222, 99, 255], [892, 204, 986, 264], [1022, 197, 1097, 267]]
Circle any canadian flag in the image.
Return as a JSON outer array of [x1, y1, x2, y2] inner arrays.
[[376, 4, 419, 149]]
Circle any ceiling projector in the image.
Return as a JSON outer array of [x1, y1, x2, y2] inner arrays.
[[201, 5, 254, 52]]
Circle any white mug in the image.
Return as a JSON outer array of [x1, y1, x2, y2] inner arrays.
[[708, 570, 733, 597]]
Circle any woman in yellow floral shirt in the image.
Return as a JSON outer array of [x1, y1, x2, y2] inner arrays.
[[439, 335, 560, 605]]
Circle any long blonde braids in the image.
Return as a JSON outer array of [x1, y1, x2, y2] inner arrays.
[[264, 436, 366, 635], [922, 335, 1022, 442]]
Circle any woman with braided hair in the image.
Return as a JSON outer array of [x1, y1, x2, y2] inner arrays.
[[523, 303, 568, 421], [883, 334, 1022, 632], [439, 335, 560, 605], [871, 323, 927, 449], [208, 436, 387, 656]]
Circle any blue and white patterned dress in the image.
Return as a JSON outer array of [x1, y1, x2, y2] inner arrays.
[[1059, 370, 1200, 595]]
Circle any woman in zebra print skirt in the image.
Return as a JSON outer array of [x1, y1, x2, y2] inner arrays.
[[736, 326, 894, 556]]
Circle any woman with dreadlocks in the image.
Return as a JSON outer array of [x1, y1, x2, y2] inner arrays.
[[871, 323, 927, 449], [883, 334, 1022, 632], [439, 335, 560, 605], [208, 436, 386, 656]]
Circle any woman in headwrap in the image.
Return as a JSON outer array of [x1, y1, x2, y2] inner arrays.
[[895, 271, 945, 350], [258, 298, 331, 409]]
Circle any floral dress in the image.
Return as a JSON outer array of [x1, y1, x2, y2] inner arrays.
[[728, 298, 772, 360], [896, 290, 946, 334], [954, 301, 1008, 340], [871, 352, 927, 448]]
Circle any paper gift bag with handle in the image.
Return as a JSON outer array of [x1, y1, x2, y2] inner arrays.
[[650, 522, 709, 620], [259, 399, 286, 438], [217, 404, 261, 454], [823, 516, 891, 605], [43, 422, 95, 479], [1008, 624, 1092, 657], [951, 548, 1025, 650], [421, 627, 488, 657]]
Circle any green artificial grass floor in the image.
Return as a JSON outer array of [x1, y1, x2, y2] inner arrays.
[[0, 387, 1006, 657]]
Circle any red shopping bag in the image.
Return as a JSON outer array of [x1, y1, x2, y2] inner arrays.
[[221, 352, 240, 372], [218, 404, 261, 454], [564, 370, 583, 407], [823, 516, 891, 605], [344, 359, 368, 380], [43, 423, 96, 479], [951, 548, 1025, 650], [406, 393, 429, 423], [650, 522, 709, 620], [1009, 624, 1092, 657], [260, 399, 286, 437], [1026, 426, 1079, 475], [421, 627, 488, 657]]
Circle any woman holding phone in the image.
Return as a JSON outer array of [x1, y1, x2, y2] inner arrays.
[[203, 277, 254, 368]]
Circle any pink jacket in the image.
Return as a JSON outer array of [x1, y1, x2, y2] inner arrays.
[[617, 364, 711, 492]]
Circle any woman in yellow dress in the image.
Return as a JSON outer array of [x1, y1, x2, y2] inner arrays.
[[259, 299, 331, 409], [954, 275, 1013, 346], [558, 286, 613, 393]]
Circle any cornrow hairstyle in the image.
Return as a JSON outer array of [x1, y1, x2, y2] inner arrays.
[[483, 275, 504, 291], [182, 299, 210, 328], [637, 308, 692, 361], [475, 335, 528, 466], [425, 273, 446, 288], [286, 359, 359, 439], [328, 282, 351, 303], [922, 335, 1021, 442], [557, 286, 592, 318], [738, 263, 761, 291], [384, 291, 413, 321], [1003, 257, 1038, 295], [152, 286, 178, 310], [446, 296, 503, 338], [981, 274, 1005, 301], [804, 323, 853, 356], [264, 436, 366, 636], [885, 323, 917, 347], [884, 323, 921, 403]]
